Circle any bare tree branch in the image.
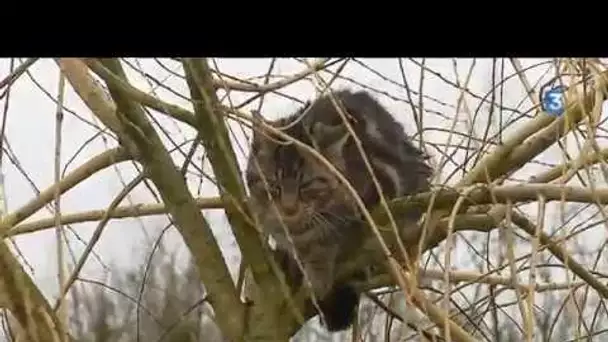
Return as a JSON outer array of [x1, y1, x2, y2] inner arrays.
[[56, 57, 246, 341], [0, 148, 130, 235], [181, 58, 302, 341]]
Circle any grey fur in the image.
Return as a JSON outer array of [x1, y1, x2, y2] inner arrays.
[[245, 89, 433, 330]]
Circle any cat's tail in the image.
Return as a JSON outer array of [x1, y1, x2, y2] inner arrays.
[[319, 283, 360, 332], [274, 248, 361, 332]]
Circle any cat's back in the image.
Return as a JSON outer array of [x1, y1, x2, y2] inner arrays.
[[281, 89, 432, 193], [303, 90, 397, 123], [301, 90, 412, 147]]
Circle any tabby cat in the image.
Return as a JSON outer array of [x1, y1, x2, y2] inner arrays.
[[245, 89, 433, 332]]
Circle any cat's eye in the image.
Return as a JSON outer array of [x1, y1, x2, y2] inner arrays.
[[267, 185, 280, 197], [246, 176, 260, 188], [256, 183, 279, 198], [300, 177, 329, 200], [301, 177, 328, 188], [248, 177, 279, 198]]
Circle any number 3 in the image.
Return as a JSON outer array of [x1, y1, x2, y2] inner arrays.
[[546, 92, 562, 110], [543, 88, 564, 116]]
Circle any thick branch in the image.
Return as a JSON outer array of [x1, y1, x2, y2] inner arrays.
[[0, 72, 130, 340], [60, 57, 245, 341], [0, 148, 128, 341], [84, 60, 197, 127], [0, 241, 69, 342], [98, 58, 246, 340], [182, 58, 295, 341], [380, 184, 608, 227], [56, 59, 138, 155]]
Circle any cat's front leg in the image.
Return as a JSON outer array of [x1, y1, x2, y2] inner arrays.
[[301, 245, 339, 301]]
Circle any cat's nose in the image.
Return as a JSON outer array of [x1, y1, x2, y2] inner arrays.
[[282, 203, 299, 217], [280, 193, 300, 218]]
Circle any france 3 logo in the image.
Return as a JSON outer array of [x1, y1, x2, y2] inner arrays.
[[540, 81, 608, 118], [540, 83, 565, 117]]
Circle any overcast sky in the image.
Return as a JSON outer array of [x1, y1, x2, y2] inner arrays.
[[0, 58, 605, 339]]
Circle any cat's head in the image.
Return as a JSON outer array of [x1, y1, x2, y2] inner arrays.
[[245, 110, 359, 241]]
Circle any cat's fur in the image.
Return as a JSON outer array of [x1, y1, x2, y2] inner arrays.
[[245, 89, 433, 331]]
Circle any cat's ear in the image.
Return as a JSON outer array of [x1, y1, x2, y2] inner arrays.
[[310, 122, 350, 157], [250, 110, 269, 151], [251, 110, 263, 141]]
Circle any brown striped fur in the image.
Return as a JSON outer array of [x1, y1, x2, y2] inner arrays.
[[245, 89, 433, 332]]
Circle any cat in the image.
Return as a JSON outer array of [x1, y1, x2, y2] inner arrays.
[[245, 89, 433, 332]]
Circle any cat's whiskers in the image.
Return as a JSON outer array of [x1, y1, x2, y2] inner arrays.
[[309, 212, 339, 239]]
